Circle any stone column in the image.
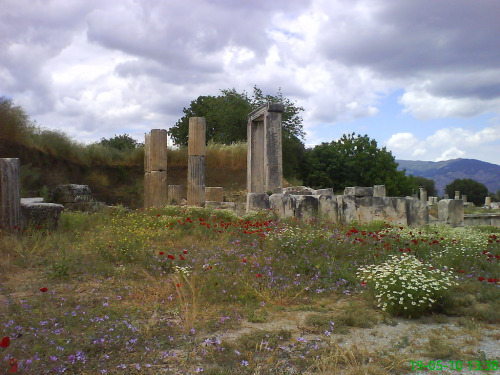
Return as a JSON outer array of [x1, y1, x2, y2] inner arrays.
[[168, 185, 182, 205], [144, 129, 168, 208], [0, 158, 20, 230], [485, 196, 492, 207], [187, 117, 206, 206], [455, 191, 460, 200], [419, 187, 427, 204], [462, 195, 467, 203]]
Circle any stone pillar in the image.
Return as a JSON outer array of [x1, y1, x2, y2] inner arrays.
[[187, 117, 206, 206], [462, 195, 467, 203], [247, 103, 283, 195], [144, 129, 168, 208], [419, 187, 427, 204], [0, 158, 20, 230], [373, 185, 386, 198], [168, 185, 182, 205], [438, 199, 464, 227], [455, 191, 460, 200], [485, 196, 492, 207], [205, 187, 223, 202], [428, 196, 433, 205], [444, 194, 449, 199]]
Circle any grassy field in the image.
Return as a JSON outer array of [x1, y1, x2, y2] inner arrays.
[[0, 207, 499, 374]]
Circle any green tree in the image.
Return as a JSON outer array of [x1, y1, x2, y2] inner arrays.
[[407, 176, 437, 197], [0, 96, 34, 143], [168, 86, 305, 180], [445, 178, 489, 206], [99, 134, 142, 151], [301, 133, 412, 196]]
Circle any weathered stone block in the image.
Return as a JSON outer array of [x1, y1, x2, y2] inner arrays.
[[246, 193, 270, 212], [188, 118, 206, 156], [283, 186, 314, 195], [205, 187, 223, 202], [145, 129, 168, 172], [294, 195, 319, 220], [358, 196, 409, 225], [485, 196, 492, 207], [373, 185, 386, 198], [344, 187, 373, 197], [187, 155, 205, 206], [20, 202, 64, 229], [54, 184, 92, 204], [438, 199, 464, 227], [269, 194, 296, 218], [144, 171, 168, 208], [406, 198, 429, 226], [318, 195, 339, 223], [315, 188, 334, 195]]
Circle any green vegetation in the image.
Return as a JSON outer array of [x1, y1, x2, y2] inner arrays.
[[445, 178, 489, 206], [0, 208, 498, 373]]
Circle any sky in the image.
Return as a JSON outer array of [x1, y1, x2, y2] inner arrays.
[[2, 0, 500, 164]]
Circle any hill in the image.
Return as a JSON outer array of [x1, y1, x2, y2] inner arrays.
[[397, 158, 500, 196]]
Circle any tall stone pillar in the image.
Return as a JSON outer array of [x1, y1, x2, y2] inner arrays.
[[462, 195, 467, 203], [455, 191, 460, 200], [247, 102, 283, 195], [419, 187, 427, 204], [0, 158, 20, 230], [144, 129, 168, 208], [485, 196, 492, 207], [187, 117, 206, 206]]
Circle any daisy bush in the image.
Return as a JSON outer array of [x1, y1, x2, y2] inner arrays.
[[357, 254, 458, 318]]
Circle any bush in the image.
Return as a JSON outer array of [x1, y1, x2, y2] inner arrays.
[[357, 254, 457, 318]]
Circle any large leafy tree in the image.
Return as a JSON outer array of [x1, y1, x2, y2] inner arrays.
[[445, 178, 488, 206], [301, 133, 411, 196], [407, 176, 437, 197], [168, 86, 305, 179], [99, 134, 142, 151]]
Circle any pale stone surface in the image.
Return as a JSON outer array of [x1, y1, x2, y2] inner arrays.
[[344, 187, 373, 197], [315, 188, 334, 195], [318, 195, 339, 223], [283, 186, 314, 195], [462, 194, 467, 203], [485, 197, 492, 206], [0, 158, 20, 229], [187, 155, 205, 206], [444, 194, 449, 199], [419, 187, 427, 204], [205, 187, 223, 202], [21, 197, 44, 204], [270, 194, 296, 218], [246, 193, 270, 212], [337, 195, 359, 223], [406, 198, 429, 226], [491, 202, 500, 210], [168, 185, 182, 205], [247, 102, 283, 194], [455, 191, 460, 200], [144, 171, 168, 208], [54, 184, 92, 203], [294, 195, 319, 220], [144, 129, 168, 172], [438, 199, 464, 227], [373, 185, 386, 198], [188, 118, 206, 156]]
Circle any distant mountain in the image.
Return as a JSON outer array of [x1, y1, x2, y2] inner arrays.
[[396, 158, 500, 196]]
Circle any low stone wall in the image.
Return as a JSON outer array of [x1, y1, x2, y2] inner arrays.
[[464, 214, 500, 227], [20, 198, 64, 229], [248, 189, 429, 226]]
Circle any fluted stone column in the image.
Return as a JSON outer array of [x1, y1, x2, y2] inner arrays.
[[144, 129, 168, 208], [0, 158, 20, 230], [419, 188, 427, 204], [187, 117, 206, 206]]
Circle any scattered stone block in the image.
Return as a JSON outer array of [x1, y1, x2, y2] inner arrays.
[[294, 195, 319, 220], [269, 194, 296, 218], [438, 199, 464, 227], [20, 201, 64, 229], [315, 188, 334, 195], [53, 184, 93, 204], [318, 195, 339, 222], [344, 186, 373, 197], [283, 186, 314, 195], [406, 198, 429, 226]]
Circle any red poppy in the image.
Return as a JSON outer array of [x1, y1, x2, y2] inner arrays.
[[159, 251, 164, 255], [243, 258, 247, 263], [361, 281, 367, 286], [168, 254, 175, 260], [0, 336, 10, 348], [459, 270, 465, 273], [478, 277, 485, 282], [180, 256, 185, 260], [183, 250, 188, 254], [40, 287, 48, 293], [9, 358, 17, 373], [176, 283, 181, 287], [374, 254, 379, 257], [256, 273, 262, 278]]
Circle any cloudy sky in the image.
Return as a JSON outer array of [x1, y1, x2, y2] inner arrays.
[[2, 0, 500, 164]]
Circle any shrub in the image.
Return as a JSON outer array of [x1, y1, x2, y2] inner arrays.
[[357, 254, 457, 318]]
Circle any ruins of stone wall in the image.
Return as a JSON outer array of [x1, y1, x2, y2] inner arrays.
[[248, 185, 429, 227], [0, 158, 20, 229], [187, 118, 206, 206], [438, 199, 464, 227], [144, 129, 168, 208]]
